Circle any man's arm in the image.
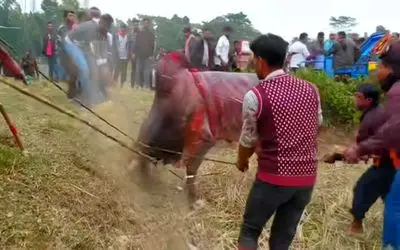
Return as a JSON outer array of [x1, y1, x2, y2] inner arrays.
[[357, 93, 400, 156], [237, 90, 259, 171], [302, 44, 311, 58], [67, 21, 91, 43]]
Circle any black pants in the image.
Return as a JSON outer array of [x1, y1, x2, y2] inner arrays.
[[113, 59, 128, 85], [238, 179, 313, 250], [130, 58, 136, 87], [351, 165, 396, 221]]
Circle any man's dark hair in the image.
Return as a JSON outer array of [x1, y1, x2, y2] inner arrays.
[[47, 21, 52, 24], [299, 32, 308, 40], [142, 17, 151, 22], [202, 27, 211, 32], [338, 31, 346, 37], [89, 6, 101, 18], [63, 10, 75, 18], [356, 83, 380, 105], [317, 32, 324, 37], [250, 34, 288, 68], [183, 27, 191, 33], [223, 25, 233, 32], [100, 14, 114, 24], [120, 22, 127, 28]]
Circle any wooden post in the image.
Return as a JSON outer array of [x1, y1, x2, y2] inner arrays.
[[0, 103, 25, 152]]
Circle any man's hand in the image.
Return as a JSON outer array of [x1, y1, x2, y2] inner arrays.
[[131, 53, 135, 60], [236, 144, 255, 173], [236, 159, 249, 172], [343, 144, 360, 164]]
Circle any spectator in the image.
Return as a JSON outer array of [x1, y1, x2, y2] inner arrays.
[[214, 25, 232, 71], [130, 19, 140, 87], [42, 21, 57, 80], [288, 32, 310, 71], [308, 32, 325, 70], [236, 33, 322, 250], [133, 18, 155, 89], [327, 31, 360, 71], [20, 50, 39, 82], [190, 27, 214, 70], [183, 27, 196, 63], [113, 23, 132, 86], [324, 33, 336, 53], [57, 10, 76, 81]]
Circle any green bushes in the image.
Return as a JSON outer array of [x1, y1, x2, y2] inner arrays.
[[295, 69, 371, 126]]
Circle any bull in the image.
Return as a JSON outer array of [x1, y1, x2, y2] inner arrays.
[[135, 51, 259, 202]]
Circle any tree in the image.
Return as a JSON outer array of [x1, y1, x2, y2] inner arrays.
[[329, 16, 358, 32], [60, 0, 80, 12], [41, 0, 59, 22], [202, 12, 261, 41]]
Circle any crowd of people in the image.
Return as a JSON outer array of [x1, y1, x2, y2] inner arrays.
[[287, 30, 400, 73]]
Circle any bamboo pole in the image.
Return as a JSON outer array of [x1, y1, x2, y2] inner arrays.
[[0, 103, 25, 152]]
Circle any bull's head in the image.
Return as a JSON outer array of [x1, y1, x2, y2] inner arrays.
[[137, 51, 199, 165]]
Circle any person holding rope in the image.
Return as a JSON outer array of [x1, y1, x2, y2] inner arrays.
[[63, 13, 113, 106], [236, 34, 322, 250], [344, 84, 396, 234], [344, 41, 400, 250]]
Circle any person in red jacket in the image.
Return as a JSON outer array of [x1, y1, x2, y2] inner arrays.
[[0, 43, 26, 84], [236, 34, 323, 250]]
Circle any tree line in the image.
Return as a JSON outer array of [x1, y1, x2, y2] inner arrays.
[[0, 0, 262, 58]]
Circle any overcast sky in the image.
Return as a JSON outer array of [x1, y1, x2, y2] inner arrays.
[[21, 0, 398, 41]]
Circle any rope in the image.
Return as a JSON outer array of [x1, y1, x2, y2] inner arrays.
[[37, 70, 236, 166], [0, 76, 157, 164]]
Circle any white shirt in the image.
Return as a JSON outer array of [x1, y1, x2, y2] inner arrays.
[[107, 32, 112, 47], [239, 69, 323, 148], [117, 34, 128, 59], [214, 35, 230, 65], [202, 40, 209, 66], [92, 18, 100, 24], [288, 41, 310, 68]]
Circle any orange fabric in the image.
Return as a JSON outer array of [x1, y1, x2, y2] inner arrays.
[[373, 156, 381, 166], [389, 149, 400, 169]]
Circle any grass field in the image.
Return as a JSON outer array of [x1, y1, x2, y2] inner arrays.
[[0, 79, 384, 249]]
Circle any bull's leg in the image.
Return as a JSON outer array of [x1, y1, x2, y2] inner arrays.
[[183, 141, 214, 204], [182, 108, 215, 203]]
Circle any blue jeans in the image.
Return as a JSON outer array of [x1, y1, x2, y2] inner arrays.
[[383, 170, 400, 249], [57, 56, 67, 81], [62, 42, 90, 91], [47, 56, 57, 79], [135, 57, 152, 88]]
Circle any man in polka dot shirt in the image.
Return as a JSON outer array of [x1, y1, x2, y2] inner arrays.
[[236, 34, 323, 250]]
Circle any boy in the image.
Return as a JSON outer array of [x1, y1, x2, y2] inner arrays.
[[349, 83, 396, 233], [20, 50, 39, 84]]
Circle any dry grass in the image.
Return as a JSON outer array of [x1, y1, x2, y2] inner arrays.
[[0, 79, 383, 249]]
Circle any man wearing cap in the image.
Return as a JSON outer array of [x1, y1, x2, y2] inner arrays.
[[344, 41, 400, 249]]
